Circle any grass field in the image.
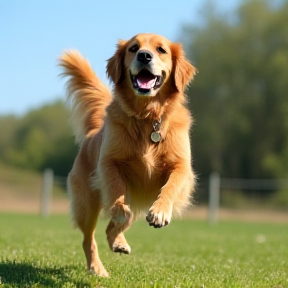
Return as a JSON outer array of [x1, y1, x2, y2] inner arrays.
[[0, 214, 287, 288]]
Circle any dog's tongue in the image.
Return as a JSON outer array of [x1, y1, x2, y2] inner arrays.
[[136, 70, 157, 89]]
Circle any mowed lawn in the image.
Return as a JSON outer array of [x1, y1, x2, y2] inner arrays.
[[0, 213, 287, 288]]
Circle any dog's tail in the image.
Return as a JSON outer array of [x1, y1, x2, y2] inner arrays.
[[59, 50, 112, 145]]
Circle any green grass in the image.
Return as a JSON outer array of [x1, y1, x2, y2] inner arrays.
[[0, 214, 287, 288]]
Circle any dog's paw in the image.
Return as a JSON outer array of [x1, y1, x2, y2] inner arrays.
[[112, 241, 131, 254], [146, 202, 172, 228], [107, 223, 131, 254]]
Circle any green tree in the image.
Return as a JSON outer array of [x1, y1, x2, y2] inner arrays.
[[0, 100, 77, 176], [183, 0, 288, 179]]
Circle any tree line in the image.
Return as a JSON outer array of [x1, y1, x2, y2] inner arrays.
[[0, 101, 77, 176], [185, 0, 288, 179], [1, 0, 288, 181]]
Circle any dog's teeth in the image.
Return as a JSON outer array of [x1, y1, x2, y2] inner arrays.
[[136, 78, 156, 89]]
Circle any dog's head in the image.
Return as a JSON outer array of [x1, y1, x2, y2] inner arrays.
[[107, 33, 196, 97]]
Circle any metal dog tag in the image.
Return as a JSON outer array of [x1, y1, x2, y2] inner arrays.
[[151, 131, 161, 143]]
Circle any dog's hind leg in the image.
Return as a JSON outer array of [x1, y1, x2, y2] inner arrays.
[[68, 173, 109, 277]]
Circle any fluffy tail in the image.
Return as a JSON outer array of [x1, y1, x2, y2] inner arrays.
[[59, 50, 112, 144]]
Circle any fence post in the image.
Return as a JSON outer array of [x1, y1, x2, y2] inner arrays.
[[208, 172, 220, 224], [41, 168, 54, 217]]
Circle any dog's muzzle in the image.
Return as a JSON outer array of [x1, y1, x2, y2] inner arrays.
[[130, 50, 165, 95]]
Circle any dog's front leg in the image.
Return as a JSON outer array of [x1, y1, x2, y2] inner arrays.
[[146, 167, 193, 228], [99, 159, 132, 253]]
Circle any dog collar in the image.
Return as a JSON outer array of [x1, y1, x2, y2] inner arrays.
[[151, 118, 162, 143]]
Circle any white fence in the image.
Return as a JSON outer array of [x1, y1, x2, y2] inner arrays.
[[207, 173, 288, 224], [41, 170, 288, 220], [40, 169, 67, 217]]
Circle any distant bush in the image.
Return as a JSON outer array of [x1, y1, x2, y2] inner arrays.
[[0, 100, 77, 176]]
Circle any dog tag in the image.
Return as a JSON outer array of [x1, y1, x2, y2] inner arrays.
[[151, 131, 161, 143]]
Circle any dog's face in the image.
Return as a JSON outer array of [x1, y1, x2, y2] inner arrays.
[[107, 33, 196, 96], [126, 34, 172, 96]]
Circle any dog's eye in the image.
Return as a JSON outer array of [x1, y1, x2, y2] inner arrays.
[[156, 46, 167, 54], [129, 44, 140, 53]]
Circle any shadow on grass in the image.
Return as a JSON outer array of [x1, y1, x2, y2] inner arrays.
[[0, 260, 92, 288]]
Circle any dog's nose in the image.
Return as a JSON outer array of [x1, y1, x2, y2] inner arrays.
[[137, 50, 153, 64]]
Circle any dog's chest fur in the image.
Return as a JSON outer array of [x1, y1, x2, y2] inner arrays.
[[107, 113, 172, 186], [116, 124, 171, 181]]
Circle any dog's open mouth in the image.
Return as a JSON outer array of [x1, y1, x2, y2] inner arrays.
[[130, 69, 164, 94]]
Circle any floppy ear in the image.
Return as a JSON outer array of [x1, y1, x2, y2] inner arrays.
[[106, 39, 127, 84], [171, 43, 197, 92]]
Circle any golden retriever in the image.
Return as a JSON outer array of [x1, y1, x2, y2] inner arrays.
[[59, 33, 196, 277]]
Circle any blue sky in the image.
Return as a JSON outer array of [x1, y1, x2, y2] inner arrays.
[[0, 0, 241, 115]]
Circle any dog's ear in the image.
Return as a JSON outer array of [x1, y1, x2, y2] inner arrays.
[[106, 39, 127, 84], [170, 43, 197, 92]]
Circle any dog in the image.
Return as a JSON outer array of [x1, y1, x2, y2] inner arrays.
[[59, 33, 197, 277]]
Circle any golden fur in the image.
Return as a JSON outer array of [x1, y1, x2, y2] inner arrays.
[[59, 33, 197, 277]]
